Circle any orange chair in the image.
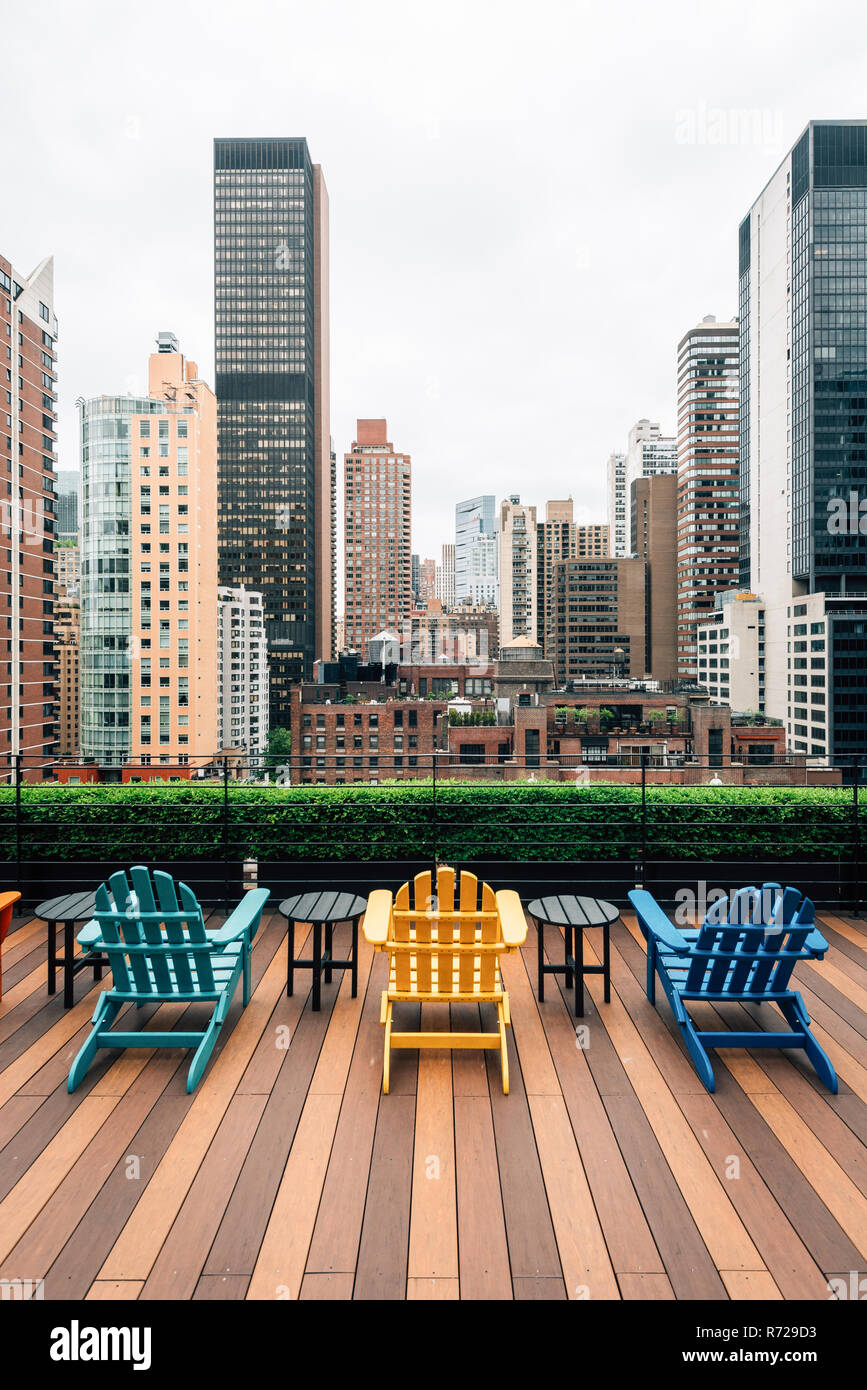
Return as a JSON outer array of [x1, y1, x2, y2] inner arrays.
[[0, 891, 22, 1000]]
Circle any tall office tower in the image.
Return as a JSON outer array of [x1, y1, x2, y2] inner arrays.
[[80, 335, 218, 768], [675, 316, 740, 679], [214, 138, 331, 732], [606, 452, 628, 557], [537, 499, 577, 661], [631, 474, 678, 682], [417, 557, 436, 603], [343, 419, 412, 654], [436, 542, 455, 608], [552, 556, 646, 683], [217, 586, 269, 767], [54, 590, 79, 756], [455, 494, 497, 604], [498, 495, 538, 645], [740, 121, 867, 764], [625, 419, 678, 495], [0, 253, 58, 779], [56, 470, 79, 539]]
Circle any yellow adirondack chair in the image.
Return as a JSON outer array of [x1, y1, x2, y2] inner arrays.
[[363, 866, 527, 1094]]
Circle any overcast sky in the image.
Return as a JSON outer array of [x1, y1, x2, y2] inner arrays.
[[4, 0, 867, 570]]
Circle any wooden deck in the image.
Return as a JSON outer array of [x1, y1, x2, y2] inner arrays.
[[1, 900, 867, 1302]]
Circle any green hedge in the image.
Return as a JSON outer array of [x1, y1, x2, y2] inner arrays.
[[0, 784, 861, 863]]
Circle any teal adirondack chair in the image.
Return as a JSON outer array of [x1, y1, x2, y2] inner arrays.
[[67, 867, 270, 1094], [628, 883, 838, 1094]]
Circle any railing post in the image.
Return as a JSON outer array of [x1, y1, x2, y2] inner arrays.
[[223, 755, 230, 909], [853, 755, 861, 916], [432, 745, 438, 872], [15, 753, 22, 890], [637, 751, 648, 889]]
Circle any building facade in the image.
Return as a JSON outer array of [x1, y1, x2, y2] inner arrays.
[[498, 495, 537, 645], [55, 470, 79, 539], [55, 592, 80, 757], [343, 419, 412, 653], [455, 494, 497, 605], [79, 335, 218, 769], [537, 500, 610, 663], [0, 253, 58, 779], [631, 474, 678, 682], [436, 542, 455, 608], [217, 585, 269, 766], [676, 316, 740, 678], [551, 556, 646, 683], [606, 451, 628, 557], [739, 121, 867, 766], [625, 418, 678, 495], [214, 137, 332, 730]]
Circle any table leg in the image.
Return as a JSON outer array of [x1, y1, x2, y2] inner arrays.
[[351, 919, 358, 998], [324, 921, 333, 985], [603, 920, 611, 1004], [64, 921, 75, 1009], [287, 918, 296, 997], [565, 922, 573, 989], [536, 917, 544, 1002], [47, 920, 57, 995], [312, 920, 322, 1011], [575, 925, 585, 1018]]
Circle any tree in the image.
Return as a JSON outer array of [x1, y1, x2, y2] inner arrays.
[[265, 727, 292, 771]]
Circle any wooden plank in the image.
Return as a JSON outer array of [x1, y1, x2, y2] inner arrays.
[[618, 1271, 675, 1300], [603, 1092, 728, 1300], [309, 932, 375, 1095], [454, 1095, 512, 1299], [449, 1002, 488, 1097], [408, 1003, 458, 1281], [139, 1092, 267, 1299], [582, 965, 767, 1273], [721, 1270, 783, 1300], [235, 922, 314, 1095], [96, 942, 287, 1282], [0, 980, 105, 1101], [246, 1092, 343, 1300], [300, 1273, 355, 1299], [0, 1096, 118, 1263], [527, 1093, 619, 1300], [193, 1274, 249, 1300], [407, 1276, 459, 1300], [485, 1018, 562, 1279], [304, 955, 390, 1275], [0, 1094, 44, 1152], [498, 944, 561, 1095], [353, 1094, 414, 1299], [85, 1280, 143, 1300], [0, 1052, 183, 1282], [513, 1275, 566, 1299]]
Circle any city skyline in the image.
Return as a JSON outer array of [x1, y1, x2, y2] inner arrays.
[[6, 1, 867, 560]]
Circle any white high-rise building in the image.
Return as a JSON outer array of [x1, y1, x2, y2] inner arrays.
[[498, 495, 537, 646], [455, 495, 498, 606], [217, 586, 269, 768], [606, 452, 628, 557], [436, 542, 455, 608], [625, 419, 678, 495]]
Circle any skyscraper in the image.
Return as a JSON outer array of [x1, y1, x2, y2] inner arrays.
[[0, 252, 57, 778], [343, 419, 412, 653], [436, 542, 455, 608], [739, 121, 867, 764], [56, 470, 79, 539], [214, 138, 332, 730], [675, 316, 740, 678], [625, 419, 678, 495], [455, 495, 497, 605], [606, 452, 628, 557], [498, 495, 537, 645], [631, 474, 678, 682], [80, 336, 218, 768], [217, 586, 269, 767]]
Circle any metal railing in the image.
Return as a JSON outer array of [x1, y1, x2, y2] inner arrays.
[[0, 751, 862, 911]]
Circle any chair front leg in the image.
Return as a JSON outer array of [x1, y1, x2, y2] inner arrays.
[[646, 935, 657, 1005]]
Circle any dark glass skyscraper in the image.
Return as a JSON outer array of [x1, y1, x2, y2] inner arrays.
[[214, 138, 332, 728], [739, 121, 867, 769]]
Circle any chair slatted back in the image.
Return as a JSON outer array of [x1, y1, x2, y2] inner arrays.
[[682, 882, 816, 998], [389, 867, 504, 1000], [94, 867, 215, 998]]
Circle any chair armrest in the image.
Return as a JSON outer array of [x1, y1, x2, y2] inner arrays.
[[628, 890, 691, 955], [362, 890, 393, 946], [0, 891, 19, 944], [804, 927, 829, 957], [209, 888, 270, 946], [497, 890, 528, 947], [77, 920, 103, 949]]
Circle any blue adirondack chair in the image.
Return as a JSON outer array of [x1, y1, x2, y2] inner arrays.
[[628, 883, 838, 1094], [67, 867, 270, 1094]]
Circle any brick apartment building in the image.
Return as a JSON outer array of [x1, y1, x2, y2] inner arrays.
[[0, 252, 58, 780]]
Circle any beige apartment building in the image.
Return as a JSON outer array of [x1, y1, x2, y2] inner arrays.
[[498, 495, 538, 646], [344, 419, 412, 655], [80, 334, 218, 772]]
